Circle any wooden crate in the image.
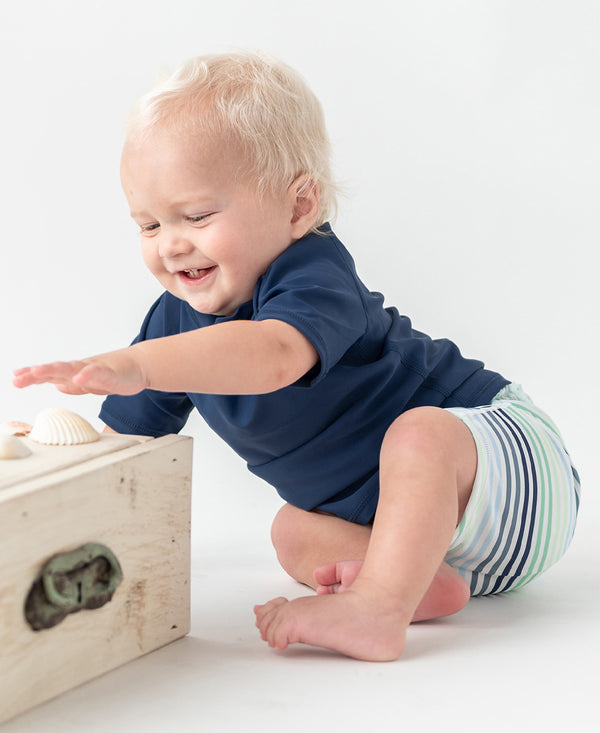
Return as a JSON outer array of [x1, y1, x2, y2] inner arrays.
[[0, 433, 192, 724]]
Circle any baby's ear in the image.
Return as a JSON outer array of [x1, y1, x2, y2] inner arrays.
[[289, 175, 319, 236]]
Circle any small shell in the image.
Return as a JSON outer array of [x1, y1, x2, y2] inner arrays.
[[0, 434, 32, 459], [29, 408, 100, 446], [0, 421, 32, 437]]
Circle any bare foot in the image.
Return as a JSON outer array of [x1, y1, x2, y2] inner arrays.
[[254, 578, 409, 661], [314, 560, 470, 622]]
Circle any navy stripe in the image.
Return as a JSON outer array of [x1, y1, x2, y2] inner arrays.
[[446, 394, 579, 597], [467, 412, 519, 594], [478, 412, 523, 593], [571, 462, 581, 512], [488, 409, 538, 593]]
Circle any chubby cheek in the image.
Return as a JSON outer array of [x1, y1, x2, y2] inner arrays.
[[220, 259, 257, 301], [140, 245, 166, 280]]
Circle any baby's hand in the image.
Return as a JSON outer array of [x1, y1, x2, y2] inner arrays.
[[13, 349, 149, 396]]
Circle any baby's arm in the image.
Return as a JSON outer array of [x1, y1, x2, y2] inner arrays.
[[13, 319, 318, 397]]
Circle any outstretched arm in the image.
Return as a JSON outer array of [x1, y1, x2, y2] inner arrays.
[[13, 319, 318, 397]]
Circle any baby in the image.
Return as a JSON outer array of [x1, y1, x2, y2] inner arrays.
[[13, 52, 580, 661]]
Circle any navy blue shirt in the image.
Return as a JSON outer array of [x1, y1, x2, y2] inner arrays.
[[100, 226, 509, 524]]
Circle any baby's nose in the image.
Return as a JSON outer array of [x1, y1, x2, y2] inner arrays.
[[157, 229, 194, 258]]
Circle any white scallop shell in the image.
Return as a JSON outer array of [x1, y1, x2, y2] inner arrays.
[[0, 434, 32, 459], [29, 408, 100, 446]]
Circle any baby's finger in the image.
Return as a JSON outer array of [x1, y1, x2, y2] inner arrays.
[[12, 368, 38, 389], [42, 361, 90, 382], [17, 362, 85, 385], [13, 362, 94, 393], [13, 365, 58, 388]]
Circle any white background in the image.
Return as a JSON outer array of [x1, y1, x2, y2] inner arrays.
[[1, 1, 598, 731]]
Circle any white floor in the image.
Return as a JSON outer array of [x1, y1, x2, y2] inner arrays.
[[3, 426, 599, 733]]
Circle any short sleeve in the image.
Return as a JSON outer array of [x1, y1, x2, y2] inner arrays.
[[253, 235, 368, 384], [99, 390, 193, 437], [99, 294, 194, 436]]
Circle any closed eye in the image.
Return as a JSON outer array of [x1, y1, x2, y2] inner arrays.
[[187, 213, 214, 224], [139, 222, 160, 234]]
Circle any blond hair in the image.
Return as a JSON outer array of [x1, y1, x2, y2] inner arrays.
[[126, 52, 337, 228]]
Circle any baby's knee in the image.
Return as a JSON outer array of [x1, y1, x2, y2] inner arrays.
[[270, 503, 305, 570], [381, 406, 453, 461]]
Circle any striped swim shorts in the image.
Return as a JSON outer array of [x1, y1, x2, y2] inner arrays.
[[444, 383, 581, 596]]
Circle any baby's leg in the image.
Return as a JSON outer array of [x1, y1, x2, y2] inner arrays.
[[270, 503, 371, 589], [271, 503, 469, 622], [255, 406, 477, 661]]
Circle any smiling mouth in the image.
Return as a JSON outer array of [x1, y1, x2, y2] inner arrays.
[[180, 267, 216, 281]]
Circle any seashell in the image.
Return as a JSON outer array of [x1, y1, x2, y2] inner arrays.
[[0, 421, 32, 437], [29, 408, 100, 446], [0, 434, 32, 459]]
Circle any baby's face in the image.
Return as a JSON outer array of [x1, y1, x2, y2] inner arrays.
[[121, 132, 298, 316]]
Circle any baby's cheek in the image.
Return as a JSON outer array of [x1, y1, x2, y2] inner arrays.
[[142, 252, 167, 280]]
